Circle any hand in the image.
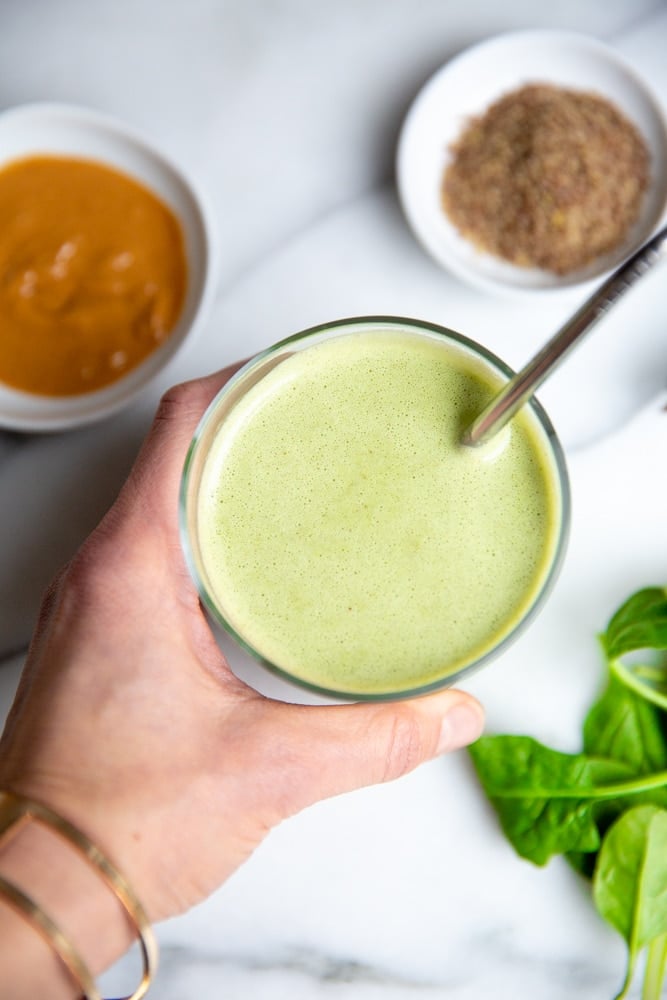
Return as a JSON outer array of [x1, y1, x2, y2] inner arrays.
[[0, 365, 484, 927]]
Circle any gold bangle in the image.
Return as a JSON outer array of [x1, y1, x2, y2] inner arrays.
[[0, 789, 158, 1000], [0, 872, 102, 1000]]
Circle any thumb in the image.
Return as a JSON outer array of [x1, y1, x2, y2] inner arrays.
[[266, 690, 485, 817]]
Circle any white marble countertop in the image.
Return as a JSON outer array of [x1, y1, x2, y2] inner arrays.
[[1, 2, 667, 997]]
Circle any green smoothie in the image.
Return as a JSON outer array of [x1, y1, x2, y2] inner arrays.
[[189, 324, 566, 697]]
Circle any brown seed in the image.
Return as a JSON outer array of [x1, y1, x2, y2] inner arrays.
[[441, 83, 650, 275]]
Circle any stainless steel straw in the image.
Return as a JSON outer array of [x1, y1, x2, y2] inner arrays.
[[462, 223, 667, 447]]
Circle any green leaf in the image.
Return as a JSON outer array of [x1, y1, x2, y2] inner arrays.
[[602, 588, 667, 661], [567, 761, 651, 874], [468, 588, 667, 1000], [584, 674, 667, 777], [601, 587, 667, 711], [611, 654, 667, 713], [565, 679, 667, 878], [643, 933, 667, 1000], [469, 735, 631, 865], [593, 806, 667, 999]]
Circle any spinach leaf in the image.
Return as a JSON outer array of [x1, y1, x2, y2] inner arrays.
[[642, 933, 667, 1000], [583, 673, 667, 778], [592, 805, 667, 1000], [602, 587, 667, 711], [468, 585, 667, 998], [602, 588, 667, 661], [469, 735, 633, 865], [567, 676, 667, 877]]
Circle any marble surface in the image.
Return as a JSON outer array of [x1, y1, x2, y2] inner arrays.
[[1, 1, 667, 997]]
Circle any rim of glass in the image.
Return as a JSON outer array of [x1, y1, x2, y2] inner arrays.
[[179, 315, 571, 701]]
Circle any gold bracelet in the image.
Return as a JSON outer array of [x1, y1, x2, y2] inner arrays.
[[0, 789, 158, 1000], [0, 872, 102, 999]]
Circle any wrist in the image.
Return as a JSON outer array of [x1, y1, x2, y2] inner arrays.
[[0, 796, 146, 999]]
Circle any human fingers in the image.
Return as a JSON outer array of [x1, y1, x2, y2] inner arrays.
[[103, 360, 247, 534], [134, 360, 247, 485], [257, 690, 485, 821]]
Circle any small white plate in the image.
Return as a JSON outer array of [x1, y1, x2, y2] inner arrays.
[[0, 102, 218, 431], [396, 30, 667, 296]]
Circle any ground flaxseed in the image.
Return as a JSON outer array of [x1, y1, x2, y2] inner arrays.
[[441, 83, 650, 275]]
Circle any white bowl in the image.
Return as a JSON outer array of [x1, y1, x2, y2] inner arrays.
[[0, 102, 218, 431], [396, 30, 667, 296]]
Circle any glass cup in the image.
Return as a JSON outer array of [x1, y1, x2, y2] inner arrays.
[[180, 316, 570, 701]]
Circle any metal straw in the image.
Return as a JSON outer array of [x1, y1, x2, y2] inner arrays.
[[462, 223, 667, 447]]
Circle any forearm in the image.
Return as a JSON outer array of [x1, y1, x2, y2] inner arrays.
[[0, 816, 136, 1000]]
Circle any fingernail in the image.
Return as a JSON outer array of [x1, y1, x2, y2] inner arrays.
[[437, 703, 484, 753]]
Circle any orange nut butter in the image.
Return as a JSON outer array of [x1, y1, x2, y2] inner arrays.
[[0, 155, 188, 396]]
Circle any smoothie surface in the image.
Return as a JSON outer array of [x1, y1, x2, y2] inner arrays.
[[196, 329, 562, 695]]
